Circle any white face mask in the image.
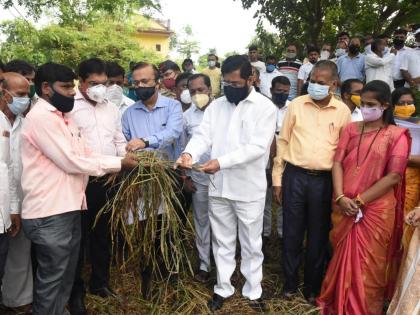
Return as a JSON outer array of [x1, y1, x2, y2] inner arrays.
[[335, 48, 346, 57], [86, 84, 107, 103], [180, 89, 192, 104], [320, 50, 331, 60], [208, 60, 216, 68], [106, 84, 124, 106]]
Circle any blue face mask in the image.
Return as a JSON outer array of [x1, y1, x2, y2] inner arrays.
[[266, 64, 276, 73], [307, 82, 330, 101], [5, 91, 30, 115]]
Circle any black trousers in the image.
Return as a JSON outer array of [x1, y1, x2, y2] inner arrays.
[[71, 177, 116, 298], [0, 233, 9, 301], [282, 163, 332, 297], [393, 79, 406, 89]]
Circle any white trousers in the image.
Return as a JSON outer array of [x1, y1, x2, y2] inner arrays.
[[263, 187, 283, 237], [2, 229, 33, 307], [191, 182, 211, 272], [209, 196, 265, 300]]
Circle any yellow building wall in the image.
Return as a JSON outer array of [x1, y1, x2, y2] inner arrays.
[[133, 33, 170, 58]]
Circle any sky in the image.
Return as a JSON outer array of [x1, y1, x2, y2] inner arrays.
[[0, 0, 265, 59]]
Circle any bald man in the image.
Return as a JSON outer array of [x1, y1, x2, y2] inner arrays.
[[0, 72, 33, 311]]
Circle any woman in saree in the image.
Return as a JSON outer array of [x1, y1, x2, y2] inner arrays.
[[317, 80, 411, 315]]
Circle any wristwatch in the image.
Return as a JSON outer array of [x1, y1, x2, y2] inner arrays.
[[141, 138, 149, 148]]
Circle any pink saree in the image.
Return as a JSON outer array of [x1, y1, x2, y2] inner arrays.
[[317, 123, 411, 315]]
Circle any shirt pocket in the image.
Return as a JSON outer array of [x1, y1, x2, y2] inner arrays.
[[239, 119, 256, 144]]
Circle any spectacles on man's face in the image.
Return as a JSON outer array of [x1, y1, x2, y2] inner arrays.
[[222, 80, 246, 88]]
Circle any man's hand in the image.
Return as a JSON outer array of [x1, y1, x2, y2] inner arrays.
[[126, 138, 146, 152], [9, 214, 21, 237], [121, 152, 140, 171], [338, 197, 359, 216], [201, 159, 220, 174], [273, 186, 282, 204], [183, 177, 197, 193], [406, 208, 420, 226], [174, 153, 193, 170]]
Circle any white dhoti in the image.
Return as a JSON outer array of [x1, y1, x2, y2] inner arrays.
[[191, 182, 211, 272], [2, 229, 33, 307], [209, 196, 265, 300]]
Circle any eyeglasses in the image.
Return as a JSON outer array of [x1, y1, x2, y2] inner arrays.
[[221, 81, 245, 88]]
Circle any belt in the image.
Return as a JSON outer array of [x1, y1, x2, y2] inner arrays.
[[287, 163, 331, 176]]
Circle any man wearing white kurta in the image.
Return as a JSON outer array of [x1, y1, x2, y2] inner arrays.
[[176, 55, 277, 313]]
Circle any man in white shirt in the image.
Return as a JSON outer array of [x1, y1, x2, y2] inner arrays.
[[365, 38, 395, 90], [176, 55, 277, 313], [69, 58, 127, 314], [0, 72, 33, 312], [181, 73, 213, 283], [297, 46, 320, 96], [340, 78, 364, 121], [259, 55, 284, 98], [105, 61, 135, 114], [248, 45, 266, 74], [400, 29, 420, 91], [392, 29, 412, 88], [263, 76, 292, 247]]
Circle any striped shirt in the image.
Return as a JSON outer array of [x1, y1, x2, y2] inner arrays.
[[277, 59, 302, 100]]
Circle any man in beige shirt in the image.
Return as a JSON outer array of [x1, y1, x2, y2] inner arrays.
[[272, 60, 351, 302]]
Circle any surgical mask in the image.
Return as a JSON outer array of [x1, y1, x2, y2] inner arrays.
[[6, 92, 30, 115], [266, 64, 276, 73], [320, 50, 330, 60], [29, 84, 36, 98], [286, 52, 296, 59], [208, 60, 216, 68], [394, 104, 415, 118], [163, 78, 176, 90], [106, 84, 124, 106], [272, 92, 289, 108], [192, 93, 210, 109], [348, 44, 360, 55], [361, 106, 384, 122], [224, 85, 249, 105], [86, 84, 107, 103], [307, 82, 330, 101], [50, 86, 74, 113], [180, 89, 192, 104], [350, 95, 361, 107], [135, 86, 156, 102], [335, 48, 346, 57]]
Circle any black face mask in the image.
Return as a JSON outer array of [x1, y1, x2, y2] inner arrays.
[[224, 85, 249, 105], [393, 38, 404, 49], [135, 86, 156, 102], [348, 44, 360, 55], [272, 92, 289, 108], [50, 86, 74, 113]]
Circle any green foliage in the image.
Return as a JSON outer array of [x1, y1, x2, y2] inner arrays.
[[239, 0, 420, 50], [176, 25, 200, 59], [0, 18, 161, 70]]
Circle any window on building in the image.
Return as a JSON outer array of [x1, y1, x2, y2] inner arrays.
[[156, 44, 161, 52]]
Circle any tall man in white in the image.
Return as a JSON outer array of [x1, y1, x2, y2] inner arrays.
[[176, 55, 277, 313]]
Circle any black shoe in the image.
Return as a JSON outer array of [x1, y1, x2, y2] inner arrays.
[[194, 270, 210, 283], [281, 290, 296, 300], [90, 286, 117, 298], [207, 293, 225, 312], [304, 292, 317, 305], [141, 267, 153, 300], [249, 298, 267, 313], [68, 295, 86, 315]]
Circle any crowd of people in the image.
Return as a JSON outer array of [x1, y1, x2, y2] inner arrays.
[[0, 26, 419, 315]]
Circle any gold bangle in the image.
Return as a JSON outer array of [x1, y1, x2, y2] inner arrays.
[[355, 194, 365, 206], [335, 194, 345, 203]]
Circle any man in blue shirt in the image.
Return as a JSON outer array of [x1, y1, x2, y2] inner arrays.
[[122, 62, 183, 161], [336, 37, 366, 82]]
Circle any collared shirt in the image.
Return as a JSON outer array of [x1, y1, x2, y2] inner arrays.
[[365, 53, 395, 90], [0, 112, 11, 233], [70, 91, 126, 157], [202, 67, 222, 97], [351, 107, 363, 122], [182, 104, 211, 185], [272, 94, 351, 186], [122, 93, 183, 161], [8, 115, 24, 214], [21, 98, 122, 219], [260, 69, 285, 98], [250, 60, 266, 74], [392, 46, 412, 80], [297, 62, 314, 83], [336, 53, 366, 82], [184, 88, 277, 202], [278, 59, 302, 100], [118, 95, 135, 115], [401, 48, 420, 91]]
